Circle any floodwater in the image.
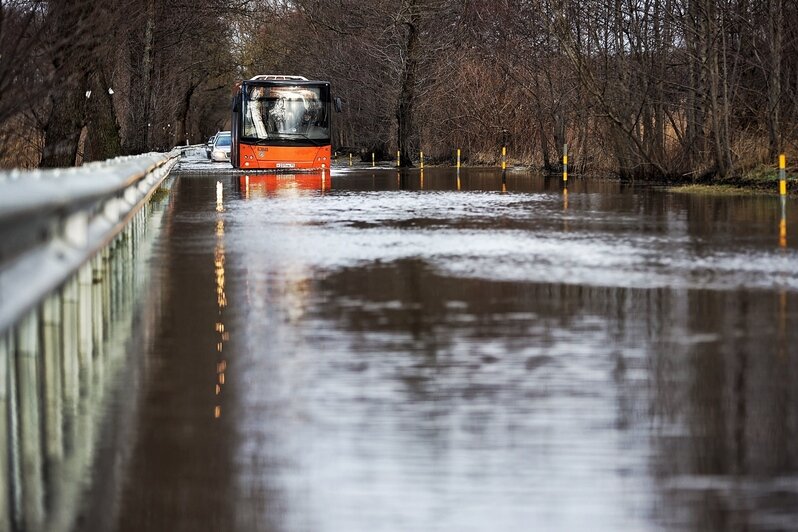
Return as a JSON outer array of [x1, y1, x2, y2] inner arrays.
[[7, 151, 798, 532]]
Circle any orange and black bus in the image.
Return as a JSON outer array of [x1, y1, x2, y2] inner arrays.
[[230, 75, 339, 171]]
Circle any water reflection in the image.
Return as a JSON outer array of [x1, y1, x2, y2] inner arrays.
[[214, 181, 228, 420], [780, 196, 788, 248], [652, 289, 798, 530], [106, 177, 240, 532], [228, 254, 798, 531], [237, 171, 330, 198]]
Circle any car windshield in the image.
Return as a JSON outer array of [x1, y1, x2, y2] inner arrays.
[[242, 85, 330, 141], [215, 134, 231, 147]]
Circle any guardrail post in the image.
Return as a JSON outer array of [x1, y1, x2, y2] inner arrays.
[[102, 246, 112, 326], [61, 278, 79, 449], [0, 334, 11, 532], [15, 311, 44, 530], [77, 263, 94, 387], [42, 295, 64, 462], [111, 236, 123, 320], [91, 254, 105, 377]]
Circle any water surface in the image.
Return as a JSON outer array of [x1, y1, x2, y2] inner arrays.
[[81, 162, 798, 531]]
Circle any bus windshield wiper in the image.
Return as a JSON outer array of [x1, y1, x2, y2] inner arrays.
[[279, 133, 323, 146], [240, 137, 274, 145]]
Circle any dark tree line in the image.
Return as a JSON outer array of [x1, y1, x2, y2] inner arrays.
[[243, 0, 798, 178], [0, 0, 236, 168], [2, 0, 797, 180]]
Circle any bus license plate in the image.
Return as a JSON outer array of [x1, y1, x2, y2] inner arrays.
[[276, 163, 295, 168]]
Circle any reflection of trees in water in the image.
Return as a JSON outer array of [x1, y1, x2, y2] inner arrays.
[[315, 260, 666, 414], [315, 260, 798, 529], [652, 289, 798, 531]]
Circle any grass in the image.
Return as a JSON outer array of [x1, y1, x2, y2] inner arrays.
[[669, 164, 794, 196], [667, 184, 764, 196]]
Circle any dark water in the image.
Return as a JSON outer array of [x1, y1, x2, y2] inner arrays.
[[74, 161, 798, 531]]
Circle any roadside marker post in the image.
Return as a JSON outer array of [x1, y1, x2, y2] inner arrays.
[[779, 154, 787, 196]]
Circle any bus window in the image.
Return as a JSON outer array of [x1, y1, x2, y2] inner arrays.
[[242, 86, 329, 141]]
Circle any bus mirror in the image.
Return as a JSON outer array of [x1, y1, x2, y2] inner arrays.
[[334, 97, 343, 113]]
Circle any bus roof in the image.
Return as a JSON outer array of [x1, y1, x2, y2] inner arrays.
[[249, 75, 308, 82]]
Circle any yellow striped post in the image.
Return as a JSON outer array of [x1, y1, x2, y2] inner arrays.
[[372, 152, 375, 167], [457, 148, 461, 169], [779, 154, 787, 196], [397, 151, 401, 167], [420, 151, 424, 169], [563, 143, 568, 183], [501, 146, 507, 170]]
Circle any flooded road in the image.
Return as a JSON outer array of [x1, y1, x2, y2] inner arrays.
[[8, 153, 797, 531]]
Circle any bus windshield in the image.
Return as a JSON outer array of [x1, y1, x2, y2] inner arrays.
[[241, 85, 330, 142]]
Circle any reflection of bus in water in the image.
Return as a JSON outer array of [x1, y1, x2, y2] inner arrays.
[[231, 75, 337, 171], [238, 173, 331, 198]]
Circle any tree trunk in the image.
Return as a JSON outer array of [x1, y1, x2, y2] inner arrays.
[[176, 83, 198, 145], [397, 0, 420, 168], [685, 0, 707, 174], [766, 0, 782, 160], [706, 5, 732, 178], [39, 3, 93, 167], [539, 119, 552, 171], [553, 109, 566, 169], [651, 0, 667, 166], [39, 79, 90, 167], [85, 70, 122, 162], [124, 0, 156, 154]]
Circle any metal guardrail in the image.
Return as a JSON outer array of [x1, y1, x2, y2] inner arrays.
[[0, 150, 180, 336], [0, 149, 183, 532]]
